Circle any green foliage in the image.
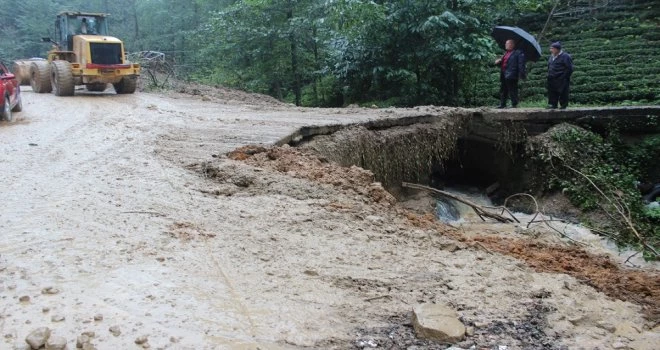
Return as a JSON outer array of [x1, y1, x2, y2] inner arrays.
[[325, 0, 498, 106], [2, 0, 656, 107], [529, 124, 659, 256], [645, 206, 660, 221], [472, 0, 660, 107]]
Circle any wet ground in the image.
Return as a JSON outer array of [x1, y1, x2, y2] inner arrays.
[[0, 86, 658, 349]]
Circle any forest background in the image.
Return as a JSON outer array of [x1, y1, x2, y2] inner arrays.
[[0, 0, 658, 107]]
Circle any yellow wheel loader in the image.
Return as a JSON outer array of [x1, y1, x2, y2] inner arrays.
[[24, 12, 140, 96]]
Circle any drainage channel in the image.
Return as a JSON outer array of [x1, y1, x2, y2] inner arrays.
[[276, 107, 660, 267]]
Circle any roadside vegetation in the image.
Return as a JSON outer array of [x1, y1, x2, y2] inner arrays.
[[2, 0, 656, 108], [528, 124, 660, 259]]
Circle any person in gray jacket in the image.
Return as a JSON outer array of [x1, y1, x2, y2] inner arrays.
[[495, 39, 526, 108], [547, 41, 574, 109]]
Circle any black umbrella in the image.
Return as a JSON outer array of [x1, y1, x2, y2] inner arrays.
[[491, 26, 542, 62]]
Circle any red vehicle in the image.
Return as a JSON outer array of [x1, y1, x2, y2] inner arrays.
[[0, 61, 22, 121]]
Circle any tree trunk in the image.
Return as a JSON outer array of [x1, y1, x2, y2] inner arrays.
[[132, 0, 139, 43], [287, 8, 301, 106], [312, 24, 319, 106]]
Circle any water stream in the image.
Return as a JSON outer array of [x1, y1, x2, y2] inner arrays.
[[433, 187, 657, 269]]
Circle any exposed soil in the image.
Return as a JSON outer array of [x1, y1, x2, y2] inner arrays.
[[473, 237, 660, 321], [0, 85, 658, 350], [231, 145, 660, 321]]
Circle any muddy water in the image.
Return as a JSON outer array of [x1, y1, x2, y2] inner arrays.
[[428, 187, 656, 269]]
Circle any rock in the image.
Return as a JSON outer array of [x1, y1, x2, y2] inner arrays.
[[81, 344, 97, 350], [473, 321, 489, 328], [81, 332, 95, 338], [135, 336, 148, 345], [45, 335, 67, 350], [93, 314, 103, 321], [365, 215, 384, 225], [368, 183, 396, 205], [612, 342, 629, 350], [42, 307, 50, 313], [596, 321, 616, 333], [108, 326, 121, 337], [13, 342, 31, 350], [41, 287, 60, 295], [76, 334, 90, 348], [615, 322, 641, 340], [439, 242, 463, 252], [51, 314, 65, 322], [412, 303, 465, 343], [19, 296, 30, 303], [26, 327, 51, 349], [567, 315, 585, 325], [531, 288, 551, 298]]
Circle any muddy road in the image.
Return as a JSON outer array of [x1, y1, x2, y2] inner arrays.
[[0, 87, 658, 349]]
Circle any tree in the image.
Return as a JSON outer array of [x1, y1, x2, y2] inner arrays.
[[325, 0, 496, 106]]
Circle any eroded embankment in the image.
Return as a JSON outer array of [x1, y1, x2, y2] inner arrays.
[[225, 145, 660, 325], [297, 113, 471, 189]]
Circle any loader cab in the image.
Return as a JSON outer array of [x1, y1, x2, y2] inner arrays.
[[55, 12, 109, 51]]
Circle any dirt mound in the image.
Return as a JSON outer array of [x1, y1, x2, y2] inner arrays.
[[174, 81, 285, 107], [229, 145, 396, 205]]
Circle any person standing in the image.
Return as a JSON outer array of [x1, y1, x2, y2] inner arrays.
[[495, 39, 526, 108], [547, 41, 574, 109]]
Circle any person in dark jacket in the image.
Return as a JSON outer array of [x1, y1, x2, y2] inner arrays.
[[547, 41, 574, 109], [495, 39, 526, 108]]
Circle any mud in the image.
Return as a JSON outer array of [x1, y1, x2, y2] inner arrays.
[[0, 85, 658, 349]]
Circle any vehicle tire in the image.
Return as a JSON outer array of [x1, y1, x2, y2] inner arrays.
[[11, 90, 22, 112], [86, 83, 107, 92], [30, 61, 52, 93], [12, 61, 32, 86], [113, 76, 137, 94], [51, 60, 75, 96], [1, 95, 12, 122]]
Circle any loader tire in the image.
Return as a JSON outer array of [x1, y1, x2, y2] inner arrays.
[[113, 76, 137, 94], [12, 61, 32, 86], [51, 60, 75, 96], [30, 61, 52, 93], [86, 83, 107, 92]]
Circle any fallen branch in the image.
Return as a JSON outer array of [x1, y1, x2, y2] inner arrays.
[[402, 182, 515, 223], [474, 241, 494, 254], [503, 193, 540, 227], [364, 295, 391, 302], [623, 251, 641, 268]]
